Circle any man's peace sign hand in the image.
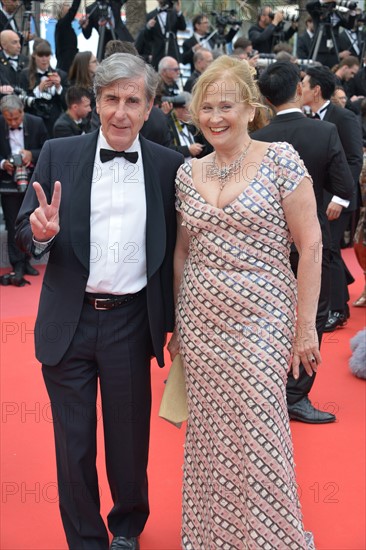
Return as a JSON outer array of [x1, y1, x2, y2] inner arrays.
[[30, 181, 61, 242]]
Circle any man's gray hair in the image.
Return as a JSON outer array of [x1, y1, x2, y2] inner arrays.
[[0, 94, 24, 113], [94, 53, 159, 103]]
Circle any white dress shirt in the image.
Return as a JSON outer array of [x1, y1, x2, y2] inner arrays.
[[86, 131, 147, 294]]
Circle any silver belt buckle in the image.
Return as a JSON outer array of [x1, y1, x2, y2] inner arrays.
[[94, 298, 110, 310]]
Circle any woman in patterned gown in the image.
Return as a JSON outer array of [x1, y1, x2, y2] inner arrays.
[[168, 56, 322, 549]]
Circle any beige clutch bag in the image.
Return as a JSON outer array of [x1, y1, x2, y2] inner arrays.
[[158, 353, 188, 428]]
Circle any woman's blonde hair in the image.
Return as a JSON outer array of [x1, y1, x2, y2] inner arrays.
[[189, 55, 264, 130]]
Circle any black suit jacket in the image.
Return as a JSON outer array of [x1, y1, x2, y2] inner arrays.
[[82, 0, 133, 56], [251, 112, 354, 248], [15, 132, 184, 367], [248, 22, 296, 54], [0, 51, 28, 88], [337, 28, 365, 58], [53, 112, 85, 138], [297, 31, 313, 59], [322, 102, 363, 210], [182, 27, 237, 72], [0, 113, 48, 188], [144, 8, 186, 70], [0, 10, 19, 33]]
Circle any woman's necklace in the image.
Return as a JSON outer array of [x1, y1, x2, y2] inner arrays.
[[208, 140, 252, 190]]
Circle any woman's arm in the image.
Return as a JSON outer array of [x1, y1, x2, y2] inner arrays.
[[167, 212, 189, 360], [283, 176, 322, 379]]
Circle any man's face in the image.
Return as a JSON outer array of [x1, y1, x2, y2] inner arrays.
[[75, 96, 92, 119], [260, 7, 272, 28], [96, 77, 153, 151], [161, 63, 180, 85], [2, 32, 21, 56], [301, 74, 317, 108], [195, 17, 210, 36], [344, 64, 359, 81], [174, 104, 189, 122], [196, 50, 213, 73], [3, 108, 23, 129], [2, 0, 20, 14]]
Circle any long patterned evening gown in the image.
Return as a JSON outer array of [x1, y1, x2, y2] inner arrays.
[[175, 142, 315, 550]]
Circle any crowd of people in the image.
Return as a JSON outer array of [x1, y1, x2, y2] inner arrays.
[[0, 1, 365, 549]]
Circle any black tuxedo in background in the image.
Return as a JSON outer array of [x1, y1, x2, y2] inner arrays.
[[337, 28, 365, 58], [82, 0, 133, 58], [322, 102, 363, 311], [297, 31, 314, 59], [0, 113, 48, 270], [252, 112, 354, 404], [0, 50, 28, 89], [15, 131, 183, 547], [53, 111, 87, 138], [181, 27, 237, 73], [0, 9, 19, 33], [55, 0, 81, 73], [181, 34, 215, 73], [144, 7, 186, 70]]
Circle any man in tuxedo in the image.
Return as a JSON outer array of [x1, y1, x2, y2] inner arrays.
[[144, 0, 186, 71], [252, 62, 354, 423], [81, 0, 133, 60], [157, 55, 180, 97], [302, 65, 363, 331], [53, 86, 92, 138], [0, 0, 20, 33], [15, 53, 184, 550], [181, 13, 237, 73], [0, 30, 28, 88], [0, 95, 47, 282]]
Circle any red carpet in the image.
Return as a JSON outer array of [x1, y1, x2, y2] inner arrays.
[[1, 248, 365, 550]]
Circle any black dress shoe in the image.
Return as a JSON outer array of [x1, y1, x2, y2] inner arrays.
[[24, 263, 39, 276], [110, 536, 140, 550], [324, 310, 347, 332], [288, 397, 336, 424]]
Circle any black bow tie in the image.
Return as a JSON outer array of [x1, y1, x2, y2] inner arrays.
[[100, 148, 138, 164], [8, 56, 18, 61], [9, 126, 22, 130], [312, 113, 320, 119], [158, 7, 167, 12]]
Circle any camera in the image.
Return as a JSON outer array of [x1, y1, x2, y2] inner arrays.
[[160, 0, 176, 8], [273, 5, 300, 23], [211, 10, 242, 29], [8, 153, 28, 193], [8, 153, 23, 167], [335, 0, 358, 9]]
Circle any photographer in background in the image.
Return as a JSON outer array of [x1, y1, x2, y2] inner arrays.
[[18, 39, 68, 137], [306, 0, 357, 67], [0, 95, 47, 284], [81, 0, 133, 60], [249, 5, 298, 54], [182, 13, 238, 74], [145, 0, 186, 71], [165, 92, 205, 159], [54, 0, 82, 74]]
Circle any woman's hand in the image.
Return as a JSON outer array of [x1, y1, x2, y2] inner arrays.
[[291, 325, 321, 380], [167, 331, 180, 362]]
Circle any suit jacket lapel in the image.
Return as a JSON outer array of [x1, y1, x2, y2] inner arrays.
[[140, 135, 166, 280], [69, 130, 99, 272]]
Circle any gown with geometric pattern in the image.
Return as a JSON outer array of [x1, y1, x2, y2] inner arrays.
[[175, 142, 313, 550]]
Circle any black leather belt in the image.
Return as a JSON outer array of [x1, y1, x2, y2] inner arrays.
[[84, 289, 144, 310]]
